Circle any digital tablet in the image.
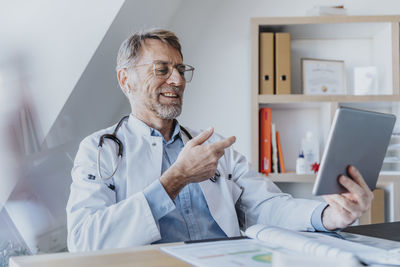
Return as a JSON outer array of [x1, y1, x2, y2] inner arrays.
[[312, 106, 396, 196]]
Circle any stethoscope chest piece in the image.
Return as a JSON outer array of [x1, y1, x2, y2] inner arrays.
[[210, 169, 220, 183]]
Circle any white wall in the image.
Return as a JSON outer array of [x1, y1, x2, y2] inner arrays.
[[0, 0, 124, 253], [0, 0, 124, 139], [170, 0, 400, 161]]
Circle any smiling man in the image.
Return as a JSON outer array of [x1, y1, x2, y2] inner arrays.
[[66, 29, 373, 251]]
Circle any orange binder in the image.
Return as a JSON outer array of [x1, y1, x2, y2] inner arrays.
[[259, 33, 274, 94], [259, 108, 272, 174], [275, 33, 291, 94], [276, 131, 286, 173]]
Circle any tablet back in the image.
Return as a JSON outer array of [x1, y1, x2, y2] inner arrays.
[[313, 107, 396, 195]]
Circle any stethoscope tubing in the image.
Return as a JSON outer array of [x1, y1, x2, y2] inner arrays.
[[97, 116, 220, 182]]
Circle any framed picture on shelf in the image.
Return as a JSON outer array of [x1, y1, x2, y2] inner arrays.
[[302, 58, 345, 95]]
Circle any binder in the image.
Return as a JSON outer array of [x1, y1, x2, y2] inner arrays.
[[259, 108, 272, 174], [276, 131, 286, 173], [259, 33, 274, 94], [275, 33, 291, 94]]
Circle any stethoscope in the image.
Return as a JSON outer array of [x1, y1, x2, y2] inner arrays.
[[97, 116, 220, 182]]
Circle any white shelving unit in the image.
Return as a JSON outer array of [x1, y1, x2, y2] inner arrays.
[[251, 16, 400, 223]]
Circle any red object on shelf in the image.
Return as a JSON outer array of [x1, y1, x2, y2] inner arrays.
[[312, 162, 320, 173], [259, 108, 272, 174]]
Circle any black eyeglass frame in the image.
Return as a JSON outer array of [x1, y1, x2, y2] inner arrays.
[[134, 60, 195, 83]]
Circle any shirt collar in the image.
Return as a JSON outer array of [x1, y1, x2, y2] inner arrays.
[[151, 120, 181, 145], [127, 114, 182, 143]]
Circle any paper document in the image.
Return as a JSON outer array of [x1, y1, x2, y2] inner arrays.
[[161, 239, 274, 266], [161, 238, 359, 267], [162, 225, 400, 266], [246, 224, 400, 266]]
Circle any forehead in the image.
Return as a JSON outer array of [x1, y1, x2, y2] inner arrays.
[[138, 39, 182, 64]]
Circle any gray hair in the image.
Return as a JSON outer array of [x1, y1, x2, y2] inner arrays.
[[116, 28, 183, 72]]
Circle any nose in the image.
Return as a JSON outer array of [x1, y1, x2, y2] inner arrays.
[[166, 67, 185, 86]]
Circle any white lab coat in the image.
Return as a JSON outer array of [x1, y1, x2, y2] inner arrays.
[[66, 115, 322, 252]]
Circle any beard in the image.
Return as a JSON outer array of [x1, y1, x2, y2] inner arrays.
[[145, 86, 183, 120]]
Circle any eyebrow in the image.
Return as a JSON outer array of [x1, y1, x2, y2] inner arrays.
[[153, 60, 184, 64]]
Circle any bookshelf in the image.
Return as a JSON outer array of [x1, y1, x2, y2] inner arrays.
[[251, 15, 400, 223]]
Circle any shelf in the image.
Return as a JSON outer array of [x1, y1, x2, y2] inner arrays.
[[252, 15, 400, 27], [267, 173, 316, 183], [258, 94, 400, 104], [267, 173, 400, 183]]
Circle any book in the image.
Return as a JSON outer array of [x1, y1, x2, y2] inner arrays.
[[276, 131, 286, 173], [259, 108, 272, 174], [271, 123, 278, 173], [161, 224, 400, 266], [246, 224, 400, 266]]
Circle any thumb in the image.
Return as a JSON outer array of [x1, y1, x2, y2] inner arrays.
[[188, 127, 214, 147]]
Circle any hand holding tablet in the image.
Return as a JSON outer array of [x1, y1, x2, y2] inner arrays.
[[313, 106, 396, 195], [322, 165, 375, 230], [312, 106, 396, 230]]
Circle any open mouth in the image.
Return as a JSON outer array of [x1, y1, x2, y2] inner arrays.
[[160, 92, 179, 98]]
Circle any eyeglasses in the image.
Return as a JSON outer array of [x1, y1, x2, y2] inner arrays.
[[134, 60, 195, 83]]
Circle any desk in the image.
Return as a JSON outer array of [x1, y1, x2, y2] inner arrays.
[[9, 243, 190, 267], [10, 222, 400, 267], [343, 221, 400, 242]]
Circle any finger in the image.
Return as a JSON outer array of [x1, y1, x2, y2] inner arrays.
[[323, 194, 342, 208], [188, 127, 214, 147], [324, 196, 350, 217], [209, 136, 236, 151], [339, 175, 365, 200], [326, 194, 359, 215], [348, 165, 370, 191], [325, 200, 356, 228], [342, 192, 357, 202], [324, 195, 360, 227], [337, 175, 372, 212]]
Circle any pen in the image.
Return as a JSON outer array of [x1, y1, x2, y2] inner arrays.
[[184, 236, 249, 244]]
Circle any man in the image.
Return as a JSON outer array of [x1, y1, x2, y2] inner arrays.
[[66, 29, 373, 252]]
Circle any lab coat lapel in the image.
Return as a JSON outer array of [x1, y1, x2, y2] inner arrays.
[[199, 180, 240, 237], [124, 116, 163, 195], [180, 126, 240, 237]]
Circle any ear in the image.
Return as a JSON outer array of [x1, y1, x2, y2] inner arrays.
[[117, 68, 130, 95]]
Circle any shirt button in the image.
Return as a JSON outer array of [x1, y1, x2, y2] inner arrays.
[[152, 143, 156, 146], [185, 210, 190, 215]]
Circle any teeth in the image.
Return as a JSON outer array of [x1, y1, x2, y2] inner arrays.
[[162, 92, 178, 97]]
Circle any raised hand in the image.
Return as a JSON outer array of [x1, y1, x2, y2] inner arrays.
[[160, 127, 236, 199]]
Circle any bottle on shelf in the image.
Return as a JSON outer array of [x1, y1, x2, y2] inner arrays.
[[296, 152, 306, 174], [301, 131, 320, 174]]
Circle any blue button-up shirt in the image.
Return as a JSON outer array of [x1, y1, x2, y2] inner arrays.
[[142, 120, 328, 243], [143, 122, 226, 243]]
